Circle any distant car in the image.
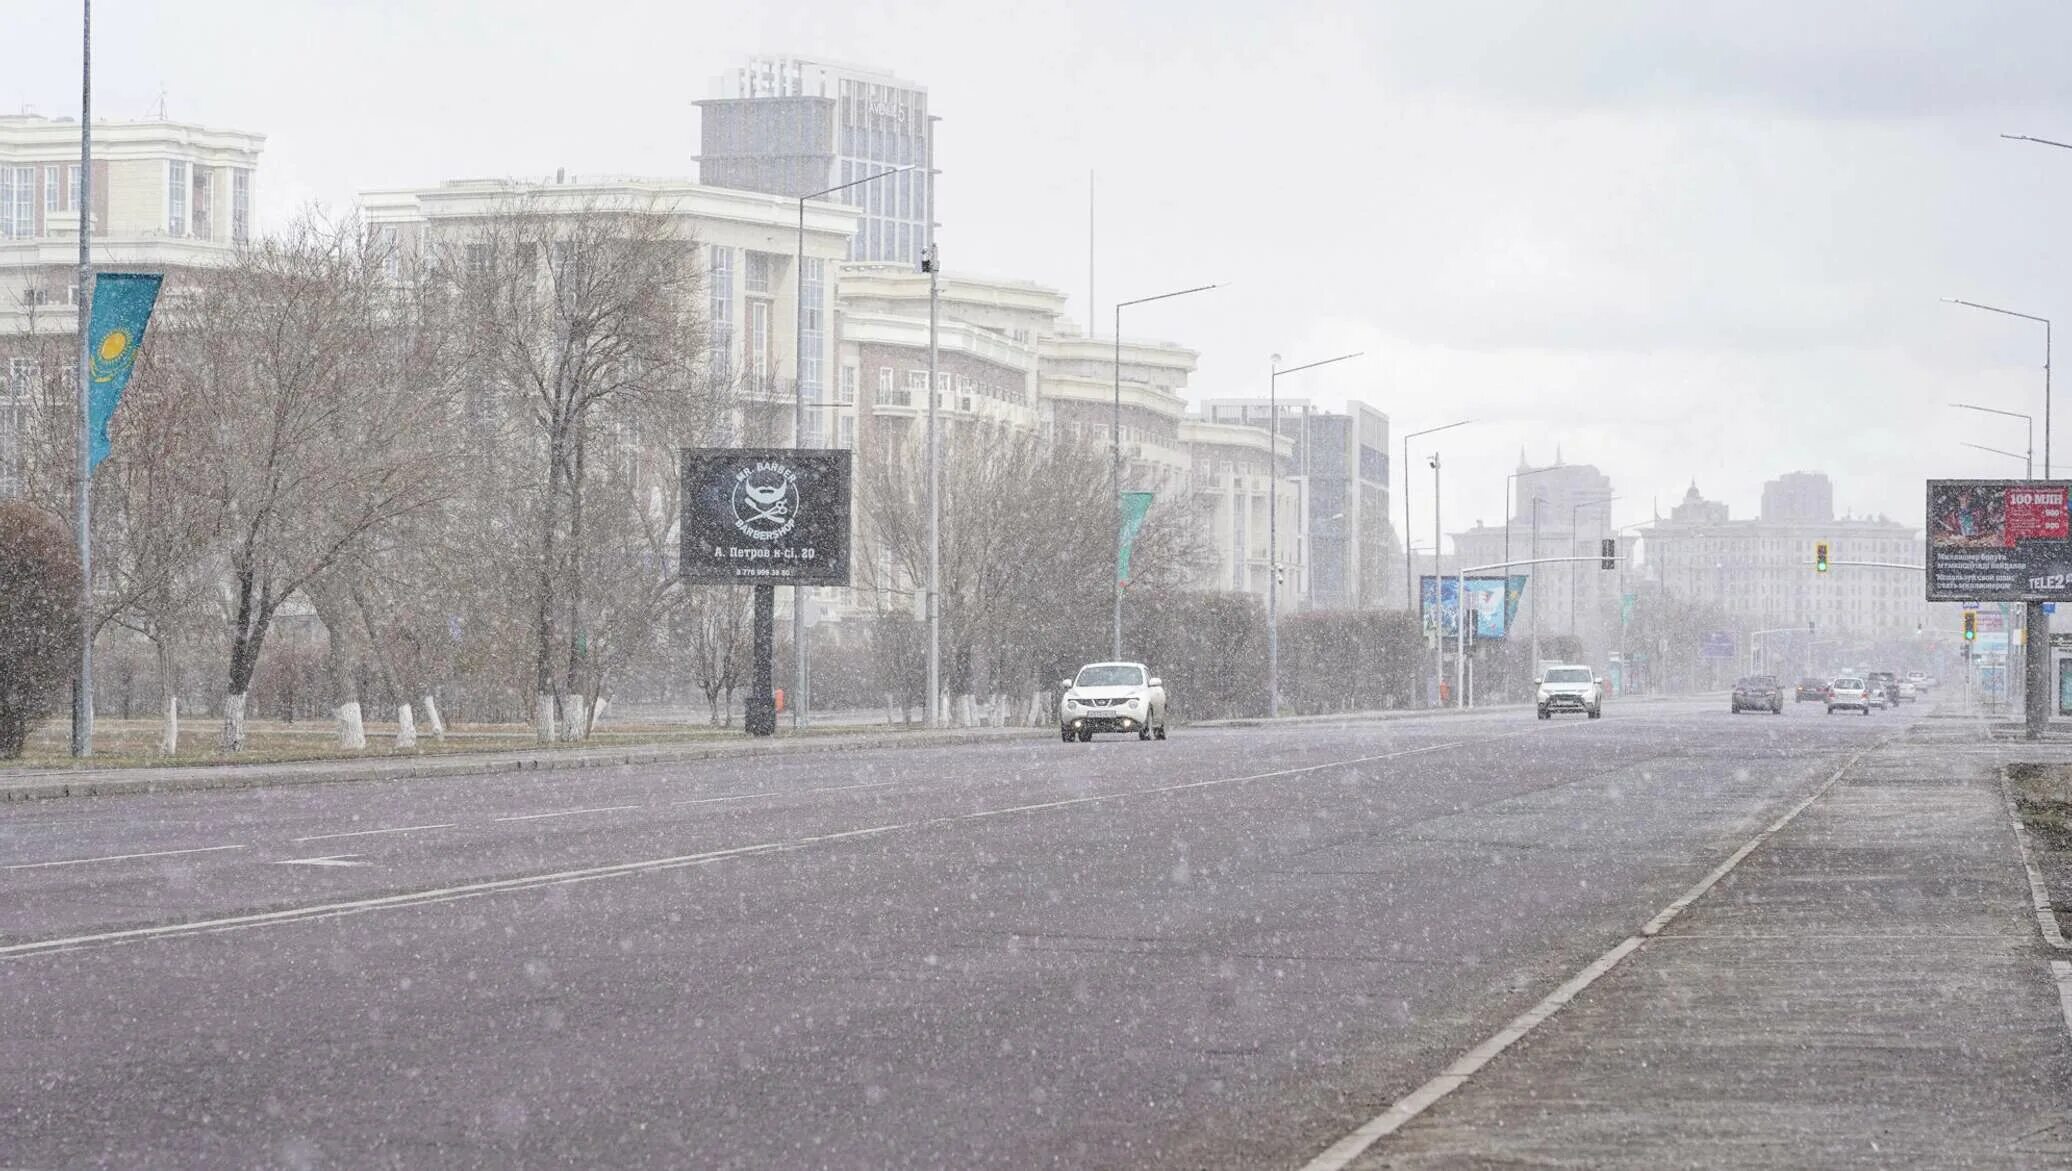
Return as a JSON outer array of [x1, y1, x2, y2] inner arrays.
[[1795, 677, 1828, 703], [1827, 676, 1873, 715], [1537, 664, 1604, 719], [1732, 675, 1784, 714], [1059, 661, 1167, 742], [1895, 679, 1918, 702], [1906, 670, 1929, 690], [1865, 671, 1900, 709]]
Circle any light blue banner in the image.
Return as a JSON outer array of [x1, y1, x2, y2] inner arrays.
[[1117, 491, 1154, 583], [85, 272, 164, 471]]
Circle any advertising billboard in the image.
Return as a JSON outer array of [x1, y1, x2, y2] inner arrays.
[[1927, 480, 2072, 601], [1420, 575, 1523, 639], [679, 448, 853, 586]]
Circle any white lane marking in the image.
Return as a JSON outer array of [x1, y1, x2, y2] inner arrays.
[[0, 738, 1474, 961], [292, 823, 456, 844], [670, 780, 897, 806], [1299, 744, 1875, 1171], [494, 804, 645, 823], [4, 844, 247, 871], [271, 855, 367, 868], [2000, 767, 2070, 951], [2053, 961, 2072, 1037]]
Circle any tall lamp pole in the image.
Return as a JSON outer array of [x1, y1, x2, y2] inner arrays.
[[1570, 494, 1619, 636], [1399, 419, 1473, 625], [1945, 297, 2053, 739], [1112, 282, 1220, 658], [71, 0, 94, 757], [1950, 401, 2034, 479], [792, 162, 913, 730], [1266, 349, 1362, 717]]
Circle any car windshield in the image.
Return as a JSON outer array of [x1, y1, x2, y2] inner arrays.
[[1076, 665, 1144, 688], [1834, 678, 1864, 689], [1545, 667, 1593, 683]]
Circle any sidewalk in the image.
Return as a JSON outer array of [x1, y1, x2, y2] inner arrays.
[[1343, 732, 2072, 1167], [0, 724, 1048, 804]]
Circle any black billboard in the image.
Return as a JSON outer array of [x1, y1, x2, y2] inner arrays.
[[679, 448, 852, 586], [1926, 479, 2072, 601]]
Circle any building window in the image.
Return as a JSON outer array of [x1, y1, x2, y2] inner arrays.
[[901, 369, 926, 407], [0, 403, 20, 498], [838, 364, 857, 405], [745, 251, 774, 295], [230, 169, 250, 244], [877, 367, 893, 402], [0, 167, 31, 239], [800, 257, 825, 401], [167, 160, 188, 237], [748, 299, 770, 388], [4, 357, 36, 399], [708, 245, 734, 381], [838, 414, 855, 448], [44, 167, 58, 213]]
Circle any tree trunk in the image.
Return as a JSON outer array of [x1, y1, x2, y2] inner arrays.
[[421, 694, 446, 742], [161, 694, 179, 756], [559, 694, 588, 742], [156, 637, 179, 756], [534, 694, 558, 744], [336, 701, 366, 750], [220, 692, 248, 751], [533, 434, 566, 743], [394, 703, 417, 751]]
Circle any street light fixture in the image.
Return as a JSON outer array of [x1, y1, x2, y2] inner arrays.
[[1944, 299, 2051, 477], [1949, 402, 2034, 479], [787, 163, 915, 731], [1112, 282, 1221, 658], [1263, 350, 1362, 717], [1399, 419, 1474, 618], [1961, 440, 2031, 472]]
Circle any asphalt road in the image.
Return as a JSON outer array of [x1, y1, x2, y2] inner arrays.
[[0, 694, 1914, 1169]]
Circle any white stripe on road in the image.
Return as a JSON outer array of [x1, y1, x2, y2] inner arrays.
[[670, 780, 897, 806], [0, 737, 1477, 961], [271, 855, 368, 868], [292, 823, 456, 844], [494, 804, 644, 823], [4, 844, 247, 871], [1298, 743, 1875, 1171]]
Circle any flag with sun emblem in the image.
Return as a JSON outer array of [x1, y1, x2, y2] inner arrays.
[[84, 271, 164, 472]]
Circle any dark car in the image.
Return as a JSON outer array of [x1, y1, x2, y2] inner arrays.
[[1795, 677, 1828, 702], [1865, 671, 1900, 708], [1732, 674, 1784, 714]]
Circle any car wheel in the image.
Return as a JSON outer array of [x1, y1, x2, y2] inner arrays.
[[1861, 707, 1870, 717], [1153, 718, 1167, 741], [1138, 722, 1152, 741], [1077, 729, 1093, 742], [1588, 706, 1602, 719], [1826, 706, 1834, 715], [1061, 727, 1073, 742]]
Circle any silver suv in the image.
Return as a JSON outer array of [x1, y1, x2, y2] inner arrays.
[[1536, 665, 1604, 720], [1826, 676, 1872, 716]]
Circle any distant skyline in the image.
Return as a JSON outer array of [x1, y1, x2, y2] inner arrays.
[[13, 1, 2072, 540]]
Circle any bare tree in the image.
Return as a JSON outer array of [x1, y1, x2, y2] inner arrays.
[[165, 215, 463, 749], [451, 195, 712, 741]]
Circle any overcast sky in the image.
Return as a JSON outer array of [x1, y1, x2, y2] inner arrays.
[[14, 0, 2072, 541]]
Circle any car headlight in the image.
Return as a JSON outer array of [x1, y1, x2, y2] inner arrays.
[[1124, 697, 1142, 708], [1062, 697, 1081, 710]]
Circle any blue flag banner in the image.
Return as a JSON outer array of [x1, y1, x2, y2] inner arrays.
[[85, 272, 164, 472], [1117, 491, 1155, 583]]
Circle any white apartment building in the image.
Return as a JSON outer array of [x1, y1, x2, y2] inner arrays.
[[0, 113, 263, 495], [1639, 476, 1948, 642], [1181, 417, 1301, 607], [360, 176, 859, 447]]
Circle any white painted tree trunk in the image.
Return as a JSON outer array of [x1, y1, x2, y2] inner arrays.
[[885, 692, 900, 727], [560, 695, 589, 742], [161, 695, 179, 756], [937, 691, 950, 729], [394, 704, 418, 751], [422, 694, 446, 742], [587, 696, 608, 736], [221, 693, 248, 751], [336, 701, 367, 751], [534, 693, 557, 743], [957, 693, 977, 728]]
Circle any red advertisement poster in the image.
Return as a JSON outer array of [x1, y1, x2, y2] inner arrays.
[[2005, 486, 2070, 544]]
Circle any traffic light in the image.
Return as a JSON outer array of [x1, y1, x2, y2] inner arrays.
[[1600, 538, 1616, 570], [1963, 611, 1977, 642], [1814, 541, 1830, 573]]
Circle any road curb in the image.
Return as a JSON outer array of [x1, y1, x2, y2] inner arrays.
[[2000, 765, 2072, 951], [0, 726, 1051, 804]]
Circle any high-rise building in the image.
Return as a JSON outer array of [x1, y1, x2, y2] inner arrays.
[[0, 113, 264, 496], [1761, 470, 1835, 523], [696, 57, 936, 269]]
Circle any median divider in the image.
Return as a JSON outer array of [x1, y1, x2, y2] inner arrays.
[[0, 725, 1050, 804]]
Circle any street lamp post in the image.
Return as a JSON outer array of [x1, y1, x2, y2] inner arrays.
[[1570, 495, 1619, 636], [1400, 420, 1472, 701], [1961, 440, 2031, 475], [1111, 283, 1220, 659], [793, 163, 914, 731], [1266, 349, 1362, 717], [70, 0, 94, 756], [1946, 298, 2053, 740]]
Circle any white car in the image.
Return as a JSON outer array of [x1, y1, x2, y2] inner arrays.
[[1827, 676, 1873, 715], [1060, 662, 1168, 742], [1536, 664, 1604, 720], [1896, 679, 1918, 702]]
